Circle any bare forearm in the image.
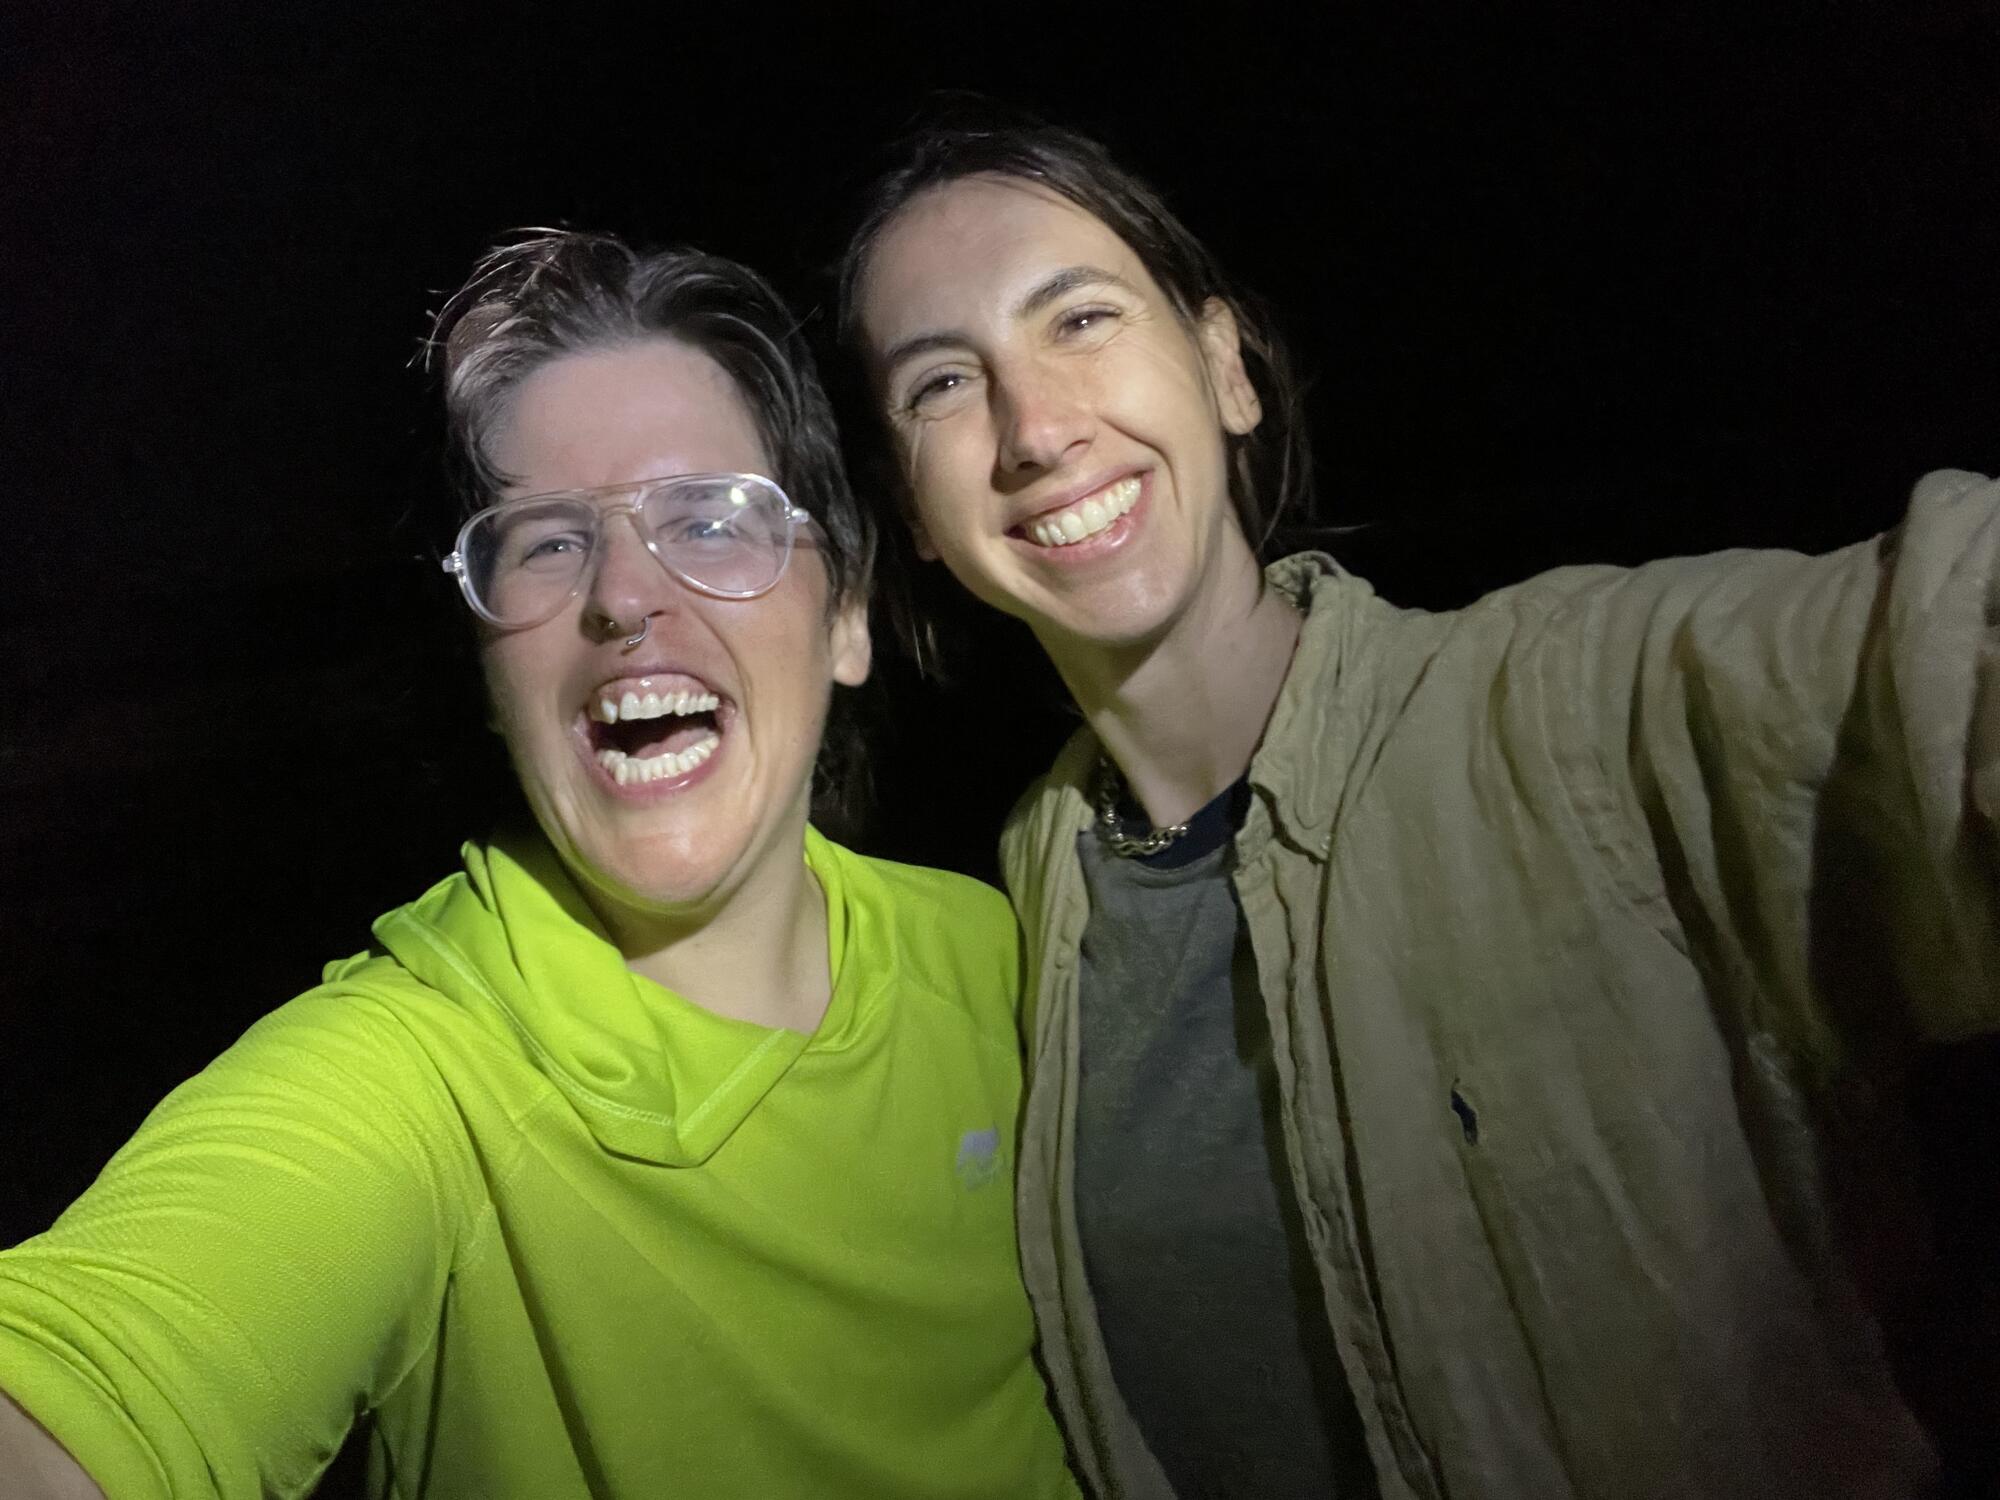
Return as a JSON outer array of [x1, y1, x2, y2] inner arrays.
[[0, 1392, 105, 1500]]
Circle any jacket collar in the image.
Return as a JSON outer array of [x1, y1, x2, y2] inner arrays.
[[370, 825, 852, 1167], [1041, 552, 1368, 862], [1244, 552, 1370, 859]]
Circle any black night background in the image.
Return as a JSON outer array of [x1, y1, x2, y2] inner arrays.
[[3, 4, 1997, 1493]]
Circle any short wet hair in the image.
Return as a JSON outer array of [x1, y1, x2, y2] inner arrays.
[[433, 229, 873, 608], [429, 230, 878, 834]]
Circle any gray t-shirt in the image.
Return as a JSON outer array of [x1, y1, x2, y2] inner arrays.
[[1074, 788, 1375, 1498]]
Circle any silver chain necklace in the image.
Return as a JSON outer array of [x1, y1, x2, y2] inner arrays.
[[1095, 758, 1191, 859]]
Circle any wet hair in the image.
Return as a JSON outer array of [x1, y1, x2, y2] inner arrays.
[[432, 229, 873, 607], [427, 229, 877, 835], [836, 104, 1312, 558]]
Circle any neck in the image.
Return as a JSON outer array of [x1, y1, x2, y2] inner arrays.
[[1041, 537, 1301, 829], [584, 824, 833, 1035]]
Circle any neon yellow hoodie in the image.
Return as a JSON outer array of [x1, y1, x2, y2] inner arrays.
[[0, 828, 1078, 1499]]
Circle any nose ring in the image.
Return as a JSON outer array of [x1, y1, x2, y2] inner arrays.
[[622, 616, 651, 648]]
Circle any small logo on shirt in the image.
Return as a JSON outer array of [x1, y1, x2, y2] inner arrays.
[[955, 1126, 1002, 1190]]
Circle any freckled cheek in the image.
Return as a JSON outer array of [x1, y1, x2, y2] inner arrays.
[[749, 662, 838, 771], [1113, 345, 1204, 423], [479, 651, 529, 734], [735, 594, 839, 711], [900, 414, 977, 486], [904, 423, 995, 542], [478, 642, 571, 772]]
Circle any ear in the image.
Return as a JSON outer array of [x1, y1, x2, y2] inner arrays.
[[1197, 297, 1263, 438], [828, 588, 873, 688], [908, 514, 940, 563]]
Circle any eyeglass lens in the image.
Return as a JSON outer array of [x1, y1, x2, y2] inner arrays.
[[463, 476, 793, 624]]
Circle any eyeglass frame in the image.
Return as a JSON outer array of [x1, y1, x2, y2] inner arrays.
[[440, 471, 815, 629]]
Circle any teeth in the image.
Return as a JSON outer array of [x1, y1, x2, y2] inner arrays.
[[595, 733, 720, 786], [1025, 475, 1140, 548], [590, 689, 722, 724]]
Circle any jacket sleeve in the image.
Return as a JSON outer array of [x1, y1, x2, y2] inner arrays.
[[1542, 468, 2000, 1088], [0, 987, 471, 1500]]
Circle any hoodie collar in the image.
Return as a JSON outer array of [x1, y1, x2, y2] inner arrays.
[[1042, 552, 1369, 864], [372, 827, 853, 1166]]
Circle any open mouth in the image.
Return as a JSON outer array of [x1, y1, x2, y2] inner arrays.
[[585, 681, 726, 786], [1016, 474, 1141, 548]]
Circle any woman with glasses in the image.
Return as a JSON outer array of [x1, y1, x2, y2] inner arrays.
[[840, 114, 1999, 1499], [0, 232, 1079, 1500]]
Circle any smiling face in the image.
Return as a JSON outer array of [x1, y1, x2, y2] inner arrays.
[[857, 175, 1262, 654], [480, 338, 870, 924]]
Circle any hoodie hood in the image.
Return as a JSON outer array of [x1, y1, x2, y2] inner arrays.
[[369, 827, 853, 1166]]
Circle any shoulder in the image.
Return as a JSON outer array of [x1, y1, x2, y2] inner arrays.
[[185, 846, 555, 1152], [31, 953, 491, 1302], [829, 840, 1015, 933], [168, 956, 481, 1145], [809, 832, 1022, 1005]]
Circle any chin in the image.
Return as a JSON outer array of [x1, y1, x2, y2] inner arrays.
[[516, 774, 727, 918], [567, 830, 741, 918], [1051, 572, 1190, 651]]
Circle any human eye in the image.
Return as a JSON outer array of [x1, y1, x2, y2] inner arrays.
[[899, 368, 971, 416], [666, 515, 736, 545], [650, 493, 743, 548], [495, 511, 589, 571], [1054, 303, 1120, 339], [523, 531, 585, 559]]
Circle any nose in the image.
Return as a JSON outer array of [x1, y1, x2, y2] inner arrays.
[[582, 507, 681, 644], [992, 360, 1091, 477]]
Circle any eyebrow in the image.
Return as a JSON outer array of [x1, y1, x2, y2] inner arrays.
[[878, 264, 1139, 378]]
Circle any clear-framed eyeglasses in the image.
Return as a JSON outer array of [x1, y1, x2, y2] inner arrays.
[[441, 472, 811, 629]]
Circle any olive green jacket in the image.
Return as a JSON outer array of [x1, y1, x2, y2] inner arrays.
[[1000, 471, 2000, 1500]]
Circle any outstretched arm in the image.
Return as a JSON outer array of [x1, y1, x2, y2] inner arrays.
[[1559, 469, 2000, 1076], [0, 987, 470, 1500]]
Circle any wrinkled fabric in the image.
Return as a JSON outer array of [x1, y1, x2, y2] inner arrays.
[[1003, 471, 2000, 1500], [0, 829, 1078, 1500], [1074, 832, 1369, 1497]]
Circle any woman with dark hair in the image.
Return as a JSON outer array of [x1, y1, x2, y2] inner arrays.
[[0, 231, 1080, 1500], [842, 114, 2000, 1499]]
